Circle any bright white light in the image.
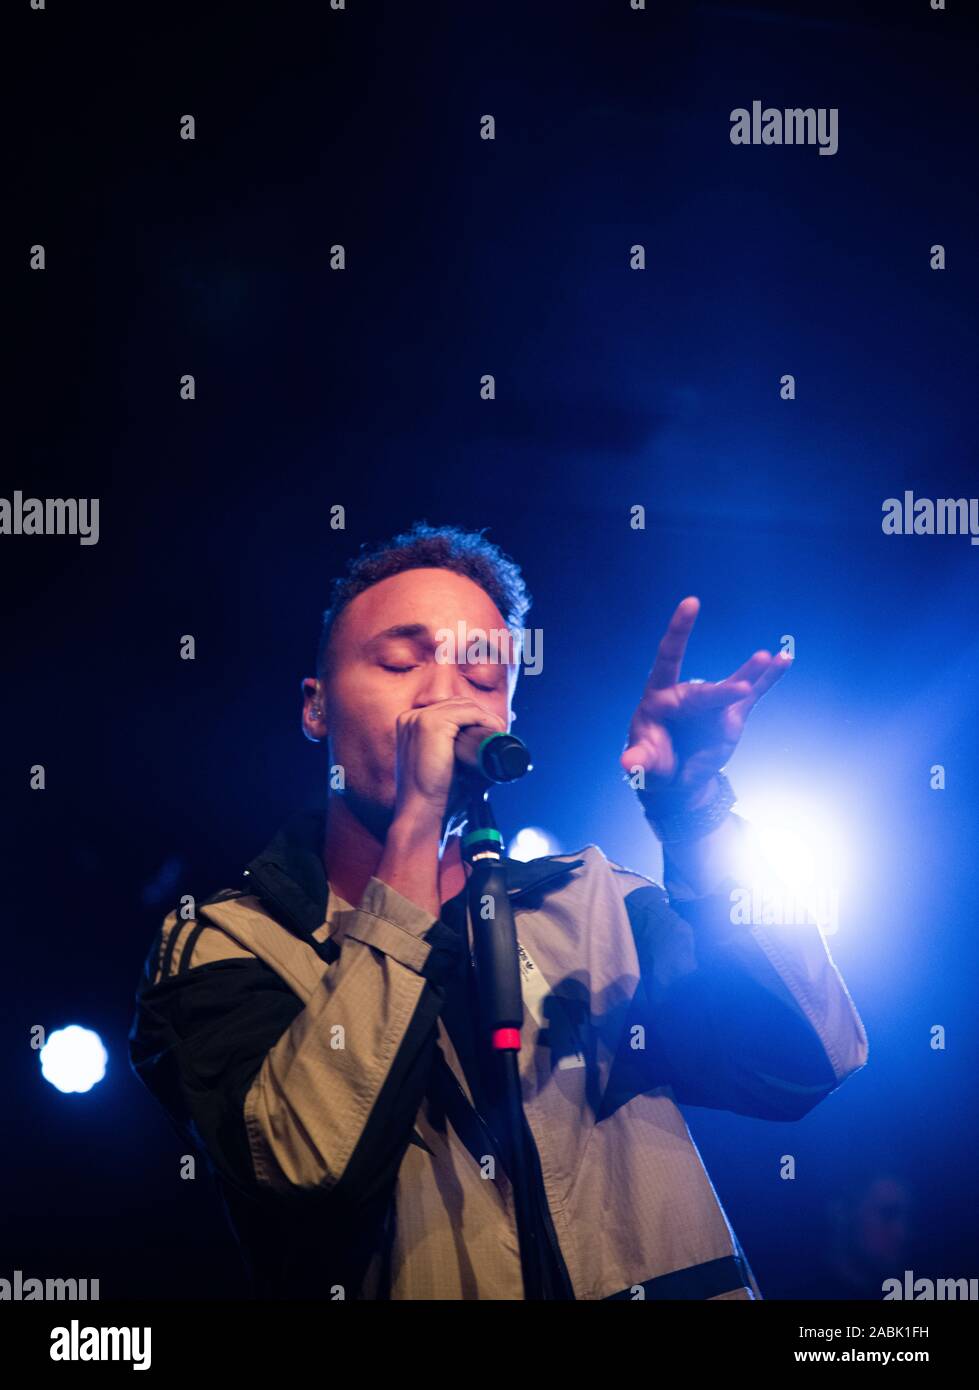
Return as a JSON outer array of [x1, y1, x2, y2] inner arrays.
[[507, 826, 561, 862], [732, 794, 848, 935], [40, 1025, 108, 1094]]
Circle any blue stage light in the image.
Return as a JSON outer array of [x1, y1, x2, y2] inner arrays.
[[39, 1025, 108, 1094], [507, 826, 561, 862], [731, 793, 848, 936]]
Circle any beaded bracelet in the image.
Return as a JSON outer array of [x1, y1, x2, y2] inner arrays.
[[637, 770, 737, 845]]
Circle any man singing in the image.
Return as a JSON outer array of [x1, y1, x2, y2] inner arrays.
[[128, 521, 868, 1299]]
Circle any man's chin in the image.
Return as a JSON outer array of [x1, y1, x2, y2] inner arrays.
[[336, 772, 484, 843], [333, 786, 397, 843]]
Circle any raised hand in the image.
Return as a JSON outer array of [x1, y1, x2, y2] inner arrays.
[[620, 596, 791, 810]]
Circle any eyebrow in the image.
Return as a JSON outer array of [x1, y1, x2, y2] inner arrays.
[[363, 624, 432, 651]]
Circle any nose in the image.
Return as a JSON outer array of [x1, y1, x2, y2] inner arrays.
[[411, 657, 470, 706]]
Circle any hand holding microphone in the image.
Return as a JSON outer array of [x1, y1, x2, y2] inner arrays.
[[390, 698, 504, 828], [378, 698, 532, 919], [391, 698, 531, 832]]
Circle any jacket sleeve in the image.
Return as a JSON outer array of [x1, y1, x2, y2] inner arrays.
[[128, 876, 464, 1206], [613, 851, 869, 1121]]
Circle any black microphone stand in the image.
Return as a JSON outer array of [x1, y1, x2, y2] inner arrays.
[[461, 789, 547, 1300]]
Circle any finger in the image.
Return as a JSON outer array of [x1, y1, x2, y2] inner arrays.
[[726, 650, 773, 685], [620, 728, 674, 780], [680, 678, 753, 709], [738, 651, 792, 710], [647, 596, 700, 691], [403, 698, 507, 735], [454, 708, 509, 735]]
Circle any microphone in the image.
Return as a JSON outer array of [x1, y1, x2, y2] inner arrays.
[[455, 729, 533, 783]]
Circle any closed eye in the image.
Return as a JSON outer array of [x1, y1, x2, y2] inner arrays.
[[381, 662, 496, 692]]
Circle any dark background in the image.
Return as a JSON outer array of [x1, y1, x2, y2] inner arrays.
[[5, 0, 977, 1298]]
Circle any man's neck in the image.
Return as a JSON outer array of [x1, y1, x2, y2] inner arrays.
[[323, 793, 468, 910]]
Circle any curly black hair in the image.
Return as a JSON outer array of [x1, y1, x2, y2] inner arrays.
[[316, 521, 532, 680]]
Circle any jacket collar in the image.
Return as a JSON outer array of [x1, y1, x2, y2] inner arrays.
[[242, 806, 583, 942]]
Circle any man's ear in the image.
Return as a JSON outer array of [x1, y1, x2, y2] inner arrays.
[[301, 676, 328, 744]]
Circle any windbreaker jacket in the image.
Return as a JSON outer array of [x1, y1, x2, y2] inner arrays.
[[128, 807, 869, 1300]]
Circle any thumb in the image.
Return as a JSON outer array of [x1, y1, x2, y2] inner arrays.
[[620, 736, 675, 782]]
